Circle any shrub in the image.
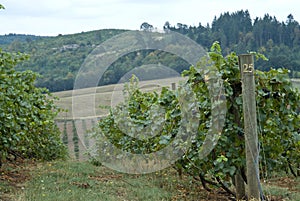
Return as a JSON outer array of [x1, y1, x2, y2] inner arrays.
[[0, 49, 66, 166]]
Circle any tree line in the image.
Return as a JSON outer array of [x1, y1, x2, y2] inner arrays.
[[165, 10, 300, 74], [0, 10, 299, 92]]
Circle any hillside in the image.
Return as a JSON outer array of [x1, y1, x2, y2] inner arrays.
[[0, 29, 129, 91], [0, 33, 47, 45], [0, 10, 300, 92]]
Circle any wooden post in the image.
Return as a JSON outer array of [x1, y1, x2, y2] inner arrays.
[[171, 83, 176, 90], [238, 54, 260, 200]]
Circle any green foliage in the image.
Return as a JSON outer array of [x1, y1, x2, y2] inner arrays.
[[0, 49, 66, 165], [92, 42, 300, 192], [93, 75, 181, 155], [179, 42, 300, 185], [256, 68, 300, 173], [179, 42, 244, 183]]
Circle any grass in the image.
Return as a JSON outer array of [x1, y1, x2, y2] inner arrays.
[[0, 180, 14, 200], [10, 160, 204, 201], [262, 177, 300, 200], [1, 160, 299, 201]]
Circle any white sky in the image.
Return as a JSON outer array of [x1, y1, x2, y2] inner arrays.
[[0, 0, 299, 36]]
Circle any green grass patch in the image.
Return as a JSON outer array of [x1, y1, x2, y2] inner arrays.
[[13, 160, 181, 201], [2, 160, 300, 201], [263, 177, 300, 200], [0, 179, 15, 200]]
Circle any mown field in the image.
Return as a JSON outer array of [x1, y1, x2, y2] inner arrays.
[[54, 77, 184, 119]]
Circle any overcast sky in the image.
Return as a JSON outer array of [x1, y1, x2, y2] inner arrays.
[[0, 0, 299, 36]]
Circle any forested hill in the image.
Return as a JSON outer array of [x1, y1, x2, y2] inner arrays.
[[0, 29, 128, 91], [0, 10, 299, 92]]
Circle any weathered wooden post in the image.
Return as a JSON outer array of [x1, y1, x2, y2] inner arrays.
[[238, 54, 261, 200], [171, 82, 176, 90]]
